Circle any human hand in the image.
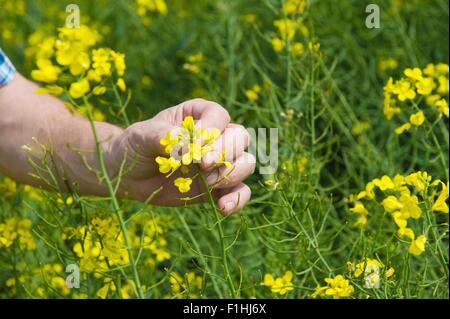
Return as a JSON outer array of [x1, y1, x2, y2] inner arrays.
[[106, 99, 255, 215]]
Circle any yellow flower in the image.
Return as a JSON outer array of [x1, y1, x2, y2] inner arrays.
[[264, 179, 275, 186], [423, 64, 436, 77], [378, 58, 398, 72], [392, 211, 408, 228], [408, 235, 426, 256], [373, 175, 395, 191], [405, 171, 431, 195], [290, 42, 305, 57], [97, 278, 117, 299], [160, 131, 181, 154], [174, 177, 192, 193], [202, 128, 221, 144], [262, 271, 294, 295], [432, 181, 449, 213], [0, 218, 36, 250], [323, 275, 354, 299], [36, 85, 64, 96], [283, 0, 306, 15], [357, 181, 376, 200], [385, 267, 395, 278], [69, 78, 90, 99], [437, 76, 449, 95], [183, 63, 201, 74], [273, 19, 298, 40], [382, 196, 403, 213], [383, 91, 401, 120], [398, 227, 415, 240], [436, 99, 449, 118], [353, 258, 384, 278], [181, 142, 203, 165], [435, 63, 449, 75], [31, 59, 61, 83], [404, 68, 423, 81], [399, 192, 422, 219], [395, 123, 411, 135], [311, 285, 328, 298], [182, 115, 195, 132], [426, 94, 441, 106], [416, 77, 435, 95], [69, 52, 91, 76], [308, 41, 321, 52], [352, 121, 370, 135], [409, 111, 425, 126], [394, 79, 416, 101], [92, 86, 107, 96], [215, 150, 232, 168], [117, 78, 126, 92], [245, 85, 261, 102], [297, 157, 308, 173], [271, 37, 285, 53], [111, 51, 126, 76], [155, 156, 181, 176], [349, 202, 368, 215]]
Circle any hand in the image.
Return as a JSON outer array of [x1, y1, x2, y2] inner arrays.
[[106, 99, 255, 215]]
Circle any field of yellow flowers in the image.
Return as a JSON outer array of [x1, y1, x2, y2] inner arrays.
[[0, 0, 448, 299]]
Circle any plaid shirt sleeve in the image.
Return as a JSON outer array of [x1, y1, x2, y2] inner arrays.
[[0, 49, 16, 87]]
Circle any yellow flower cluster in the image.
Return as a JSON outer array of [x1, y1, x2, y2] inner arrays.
[[129, 214, 172, 264], [311, 275, 354, 299], [97, 278, 145, 299], [135, 0, 168, 26], [30, 25, 127, 100], [271, 18, 309, 56], [156, 116, 229, 194], [282, 0, 307, 16], [261, 271, 294, 295], [245, 84, 262, 102], [0, 0, 26, 44], [0, 217, 36, 251], [0, 177, 42, 201], [349, 172, 448, 256], [0, 177, 18, 198], [5, 263, 70, 297], [383, 64, 449, 134], [347, 258, 395, 288], [69, 217, 129, 273], [169, 271, 203, 298], [183, 53, 205, 74], [378, 57, 398, 72]]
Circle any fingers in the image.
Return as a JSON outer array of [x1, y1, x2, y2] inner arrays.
[[201, 124, 250, 170], [122, 119, 177, 158], [206, 152, 255, 189], [217, 183, 252, 215], [180, 98, 231, 132]]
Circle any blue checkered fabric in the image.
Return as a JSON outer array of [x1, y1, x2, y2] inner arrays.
[[0, 49, 16, 87]]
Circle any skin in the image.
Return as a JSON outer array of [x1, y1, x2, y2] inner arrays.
[[0, 73, 255, 215]]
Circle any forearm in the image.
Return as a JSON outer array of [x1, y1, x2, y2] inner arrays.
[[0, 74, 123, 196]]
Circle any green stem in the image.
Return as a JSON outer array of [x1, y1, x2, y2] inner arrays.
[[111, 82, 130, 127], [83, 97, 144, 299], [424, 197, 449, 280], [198, 170, 236, 298]]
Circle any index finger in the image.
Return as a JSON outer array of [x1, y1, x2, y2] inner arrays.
[[180, 98, 231, 132]]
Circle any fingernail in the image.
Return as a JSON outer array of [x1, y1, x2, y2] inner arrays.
[[223, 201, 236, 214]]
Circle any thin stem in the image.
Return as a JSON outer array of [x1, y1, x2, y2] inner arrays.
[[198, 170, 237, 298], [111, 81, 130, 127], [82, 97, 144, 299]]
